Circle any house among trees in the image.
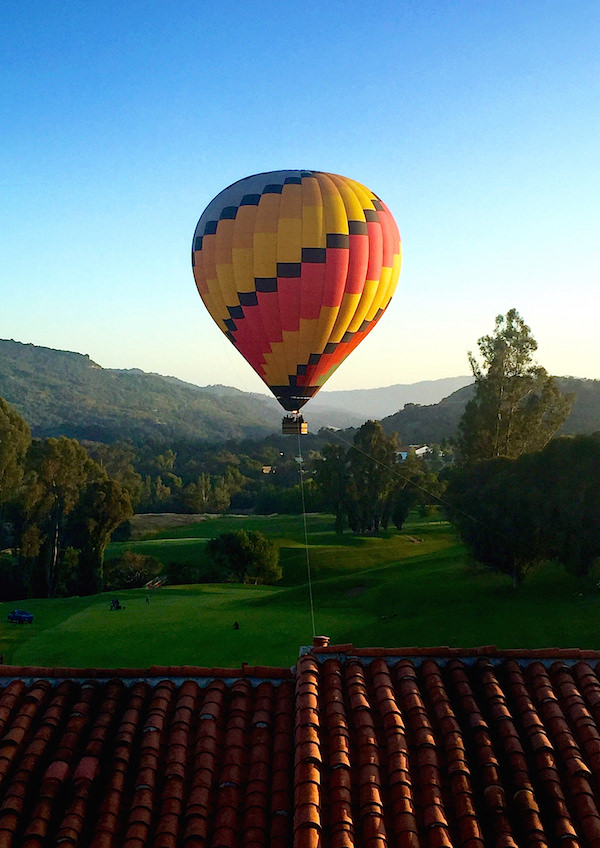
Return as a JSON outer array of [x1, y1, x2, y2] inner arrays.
[[397, 445, 432, 461]]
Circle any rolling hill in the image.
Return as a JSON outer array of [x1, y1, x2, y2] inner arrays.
[[307, 375, 474, 419], [380, 377, 600, 443], [0, 340, 387, 442], [0, 340, 284, 443], [2, 339, 599, 445]]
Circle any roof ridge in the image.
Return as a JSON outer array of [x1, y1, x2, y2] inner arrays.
[[0, 663, 294, 681], [4, 644, 600, 682], [308, 643, 600, 661]]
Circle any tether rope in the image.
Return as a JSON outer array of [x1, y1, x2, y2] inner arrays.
[[296, 428, 316, 638]]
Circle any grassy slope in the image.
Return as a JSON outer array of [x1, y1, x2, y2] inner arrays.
[[2, 513, 599, 669]]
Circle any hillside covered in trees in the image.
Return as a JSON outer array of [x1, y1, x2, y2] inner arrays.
[[0, 339, 275, 442], [0, 339, 359, 443], [2, 338, 599, 447]]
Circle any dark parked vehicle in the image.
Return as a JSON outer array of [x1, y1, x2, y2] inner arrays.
[[7, 609, 34, 624]]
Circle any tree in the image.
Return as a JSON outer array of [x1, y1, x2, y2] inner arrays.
[[180, 466, 246, 513], [206, 530, 281, 584], [314, 443, 348, 534], [105, 551, 162, 590], [446, 458, 544, 587], [69, 478, 133, 593], [390, 487, 414, 530], [457, 309, 573, 464], [530, 435, 600, 577], [447, 435, 600, 585], [346, 421, 399, 533], [181, 472, 213, 512], [21, 437, 104, 596], [85, 442, 144, 507], [0, 397, 30, 508]]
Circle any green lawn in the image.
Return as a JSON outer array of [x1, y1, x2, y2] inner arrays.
[[2, 513, 600, 669]]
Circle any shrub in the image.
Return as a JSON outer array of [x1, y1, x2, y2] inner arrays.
[[206, 530, 281, 584], [105, 551, 162, 590]]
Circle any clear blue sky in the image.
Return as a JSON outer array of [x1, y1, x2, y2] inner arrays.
[[2, 1, 599, 395]]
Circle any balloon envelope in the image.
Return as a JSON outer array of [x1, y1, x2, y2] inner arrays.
[[192, 170, 401, 411]]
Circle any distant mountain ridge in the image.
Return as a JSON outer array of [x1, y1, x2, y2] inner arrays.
[[2, 339, 599, 445], [1, 339, 452, 442], [379, 377, 600, 444], [308, 375, 474, 419]]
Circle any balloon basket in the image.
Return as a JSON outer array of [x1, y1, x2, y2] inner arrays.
[[282, 414, 308, 435]]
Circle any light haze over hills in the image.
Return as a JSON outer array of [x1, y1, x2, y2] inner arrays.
[[2, 340, 599, 444], [310, 376, 474, 420]]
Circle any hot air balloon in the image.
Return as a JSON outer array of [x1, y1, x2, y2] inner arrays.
[[191, 170, 402, 434]]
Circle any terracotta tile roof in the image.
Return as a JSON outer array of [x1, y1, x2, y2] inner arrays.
[[4, 645, 600, 846]]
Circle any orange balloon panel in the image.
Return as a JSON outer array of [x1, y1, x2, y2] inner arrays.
[[191, 170, 402, 411]]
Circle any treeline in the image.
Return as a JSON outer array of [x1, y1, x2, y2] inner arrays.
[[317, 309, 600, 587], [1, 387, 448, 599], [83, 437, 327, 516], [96, 431, 448, 524], [1, 397, 132, 599], [1, 394, 326, 598]]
